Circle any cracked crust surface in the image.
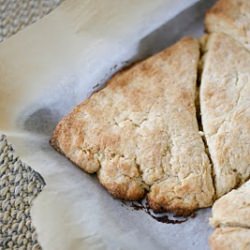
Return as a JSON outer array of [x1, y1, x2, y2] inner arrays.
[[205, 0, 250, 50], [210, 180, 250, 228], [200, 33, 250, 198], [51, 37, 214, 215], [210, 227, 250, 250]]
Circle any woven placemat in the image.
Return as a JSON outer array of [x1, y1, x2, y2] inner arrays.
[[0, 0, 62, 42], [0, 135, 46, 249], [0, 1, 63, 249]]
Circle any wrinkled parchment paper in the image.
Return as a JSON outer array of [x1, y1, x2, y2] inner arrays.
[[0, 0, 217, 249]]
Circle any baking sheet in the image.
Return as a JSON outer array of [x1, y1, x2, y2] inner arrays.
[[0, 0, 217, 249]]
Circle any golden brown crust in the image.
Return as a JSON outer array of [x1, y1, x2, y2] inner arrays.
[[210, 227, 250, 250], [200, 32, 250, 198], [51, 37, 214, 214], [205, 0, 250, 50]]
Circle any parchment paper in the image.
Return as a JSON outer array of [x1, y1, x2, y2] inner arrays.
[[0, 0, 217, 249]]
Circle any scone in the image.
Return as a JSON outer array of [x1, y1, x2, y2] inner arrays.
[[205, 0, 250, 50], [210, 180, 250, 228], [200, 32, 250, 198], [51, 37, 214, 215], [210, 181, 250, 250], [210, 227, 250, 250]]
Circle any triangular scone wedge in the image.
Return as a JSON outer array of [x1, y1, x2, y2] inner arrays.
[[210, 227, 250, 250], [51, 37, 214, 215], [205, 0, 250, 50], [210, 181, 250, 229], [200, 33, 250, 198]]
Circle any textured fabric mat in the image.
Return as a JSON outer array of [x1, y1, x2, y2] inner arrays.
[[0, 0, 62, 42], [0, 135, 46, 249]]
